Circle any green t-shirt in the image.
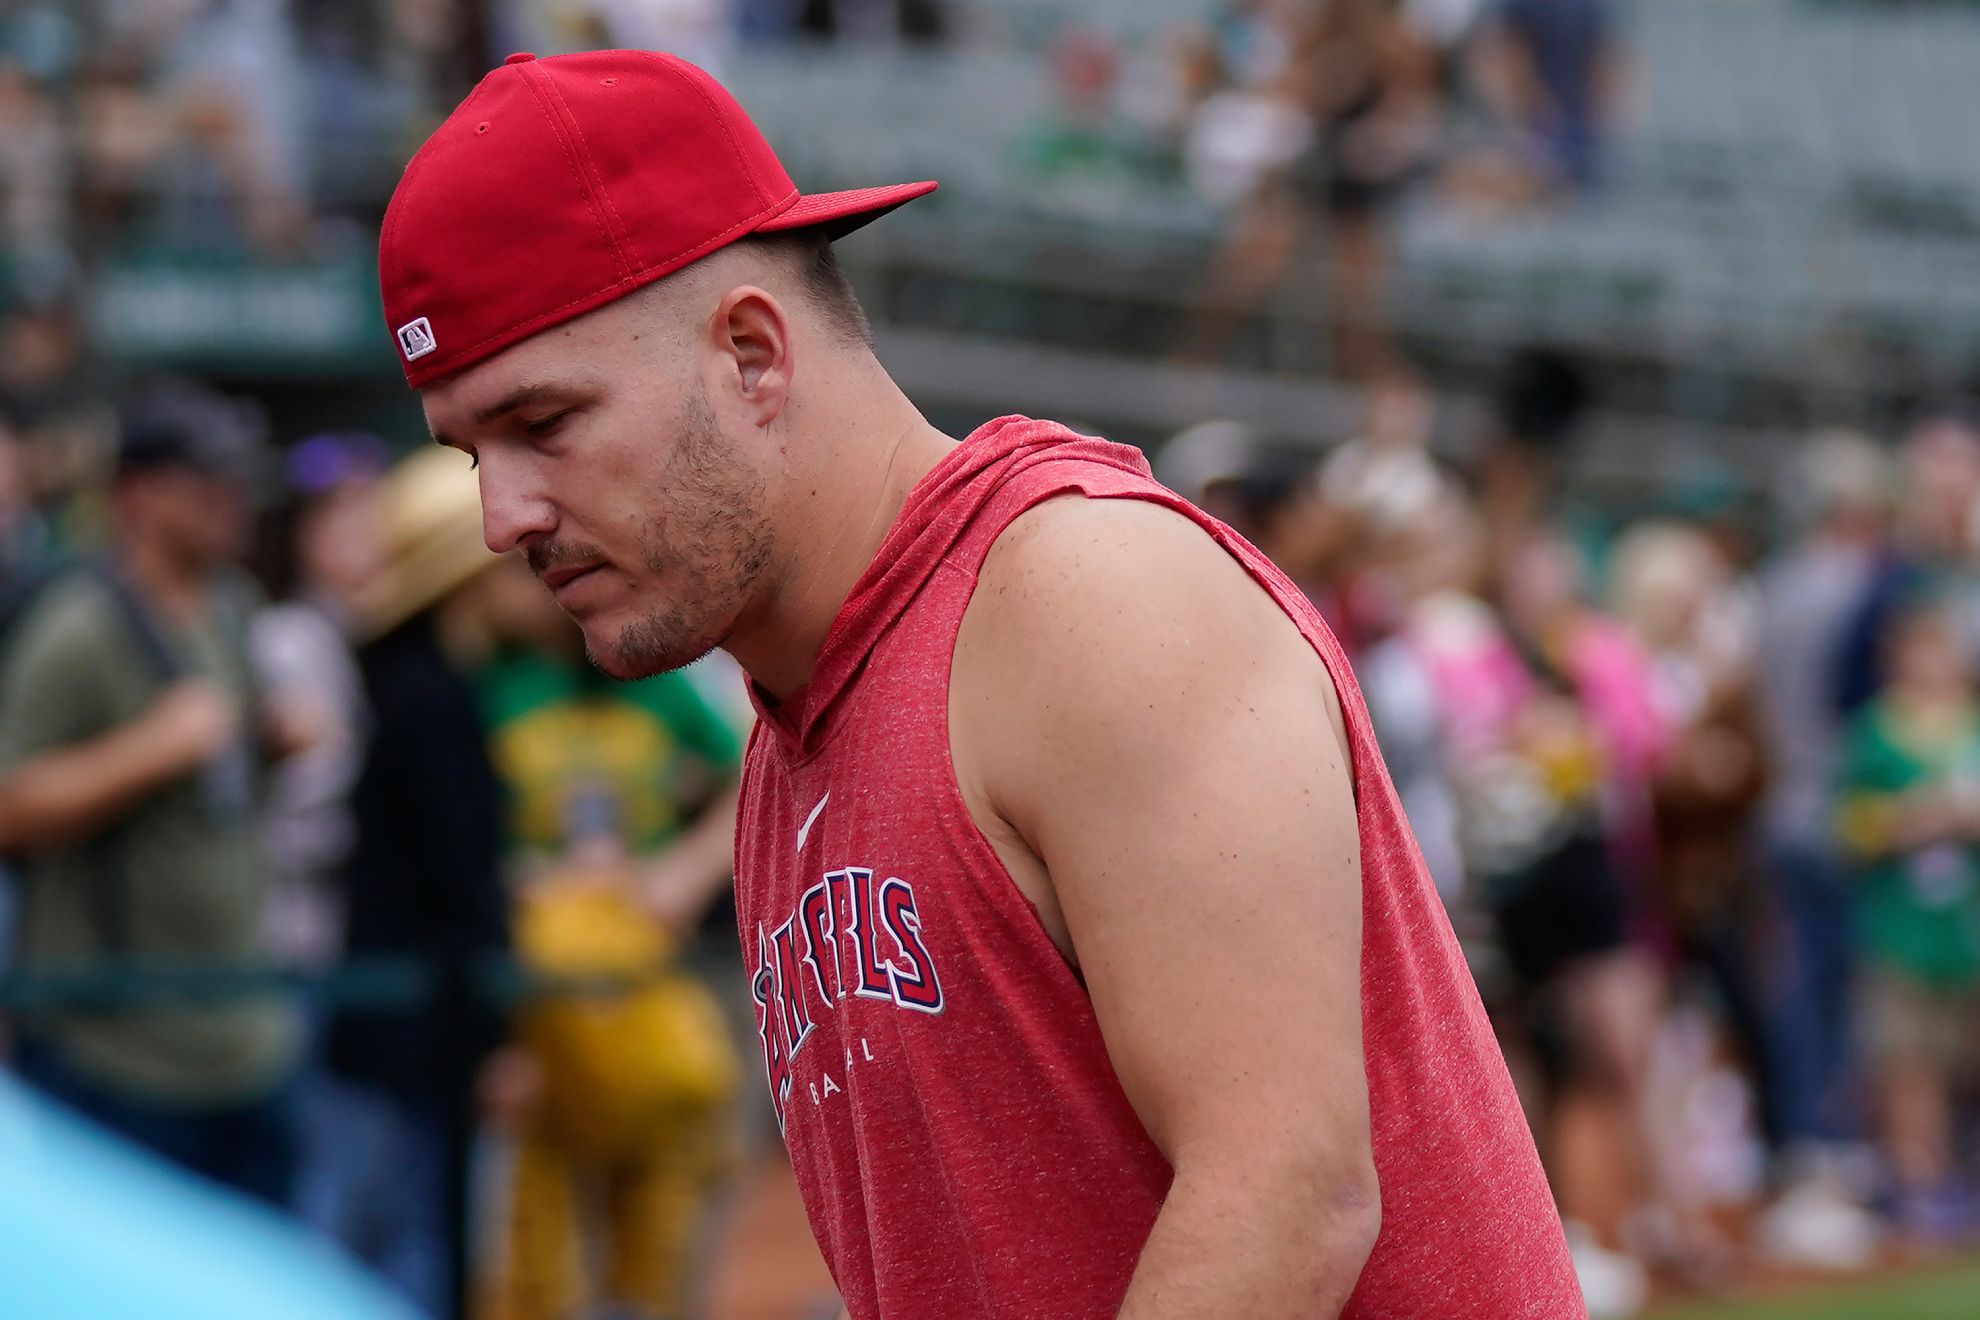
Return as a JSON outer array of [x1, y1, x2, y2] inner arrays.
[[0, 569, 298, 1106], [1837, 697, 1980, 984], [480, 651, 741, 858]]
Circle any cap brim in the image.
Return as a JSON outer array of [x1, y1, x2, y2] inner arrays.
[[755, 180, 937, 241]]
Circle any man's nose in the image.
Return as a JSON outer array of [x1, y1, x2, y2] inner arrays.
[[476, 454, 556, 553]]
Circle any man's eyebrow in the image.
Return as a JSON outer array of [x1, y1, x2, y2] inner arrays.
[[474, 382, 569, 426], [430, 381, 587, 448]]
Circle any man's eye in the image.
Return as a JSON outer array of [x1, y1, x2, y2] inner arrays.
[[526, 411, 570, 438]]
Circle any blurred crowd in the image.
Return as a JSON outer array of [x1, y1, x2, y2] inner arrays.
[[1159, 360, 1980, 1314], [0, 379, 755, 1320], [4, 5, 1980, 1320], [0, 0, 954, 483], [1017, 0, 1615, 377], [13, 358, 1980, 1320], [1177, 0, 1613, 377]]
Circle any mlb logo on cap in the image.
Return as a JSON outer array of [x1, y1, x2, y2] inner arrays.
[[396, 317, 437, 361]]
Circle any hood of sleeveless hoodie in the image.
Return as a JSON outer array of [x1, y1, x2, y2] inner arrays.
[[749, 415, 1157, 756]]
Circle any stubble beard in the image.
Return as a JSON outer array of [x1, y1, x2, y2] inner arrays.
[[596, 388, 774, 679]]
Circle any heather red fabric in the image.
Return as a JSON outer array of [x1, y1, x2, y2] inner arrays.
[[735, 417, 1585, 1320], [378, 49, 934, 388]]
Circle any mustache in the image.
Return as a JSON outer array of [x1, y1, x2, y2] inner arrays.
[[524, 538, 609, 579]]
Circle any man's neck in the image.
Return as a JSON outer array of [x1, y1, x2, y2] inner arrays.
[[726, 378, 956, 700], [120, 536, 207, 624]]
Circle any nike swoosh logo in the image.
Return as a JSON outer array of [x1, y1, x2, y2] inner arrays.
[[796, 792, 830, 851]]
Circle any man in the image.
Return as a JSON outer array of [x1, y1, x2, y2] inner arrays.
[[385, 50, 1580, 1318], [0, 383, 299, 1203], [1750, 434, 1890, 1264]]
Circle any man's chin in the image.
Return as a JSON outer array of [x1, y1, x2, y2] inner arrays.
[[582, 645, 648, 681], [581, 619, 717, 680]]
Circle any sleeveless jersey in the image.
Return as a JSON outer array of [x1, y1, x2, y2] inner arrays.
[[735, 417, 1583, 1320]]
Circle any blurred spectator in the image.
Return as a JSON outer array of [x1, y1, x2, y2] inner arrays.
[[1835, 596, 1980, 1242], [248, 434, 413, 1308], [83, 0, 312, 254], [325, 447, 506, 1320], [1355, 518, 1491, 902], [1836, 407, 1980, 718], [1018, 25, 1178, 207], [1316, 374, 1480, 650], [495, 0, 733, 74], [1610, 521, 1768, 1114], [1171, 2, 1317, 366], [1287, 0, 1438, 378], [1174, 0, 1448, 378], [1181, 2, 1309, 202], [1154, 418, 1273, 511], [1156, 419, 1362, 641], [737, 0, 802, 42], [0, 379, 302, 1206], [0, 304, 104, 567], [0, 304, 86, 422], [1403, 0, 1490, 83], [1174, 427, 1332, 566], [469, 553, 742, 1320], [1470, 0, 1614, 196], [1476, 347, 1590, 603], [799, 0, 946, 44], [0, 53, 72, 303], [1611, 520, 1772, 1274], [1752, 432, 1891, 1265], [1492, 532, 1666, 1310], [1319, 373, 1444, 535], [0, 408, 58, 593], [250, 434, 389, 969]]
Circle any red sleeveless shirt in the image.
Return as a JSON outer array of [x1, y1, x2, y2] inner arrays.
[[736, 418, 1582, 1320]]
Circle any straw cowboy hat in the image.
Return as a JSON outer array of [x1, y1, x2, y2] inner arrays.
[[349, 445, 500, 638]]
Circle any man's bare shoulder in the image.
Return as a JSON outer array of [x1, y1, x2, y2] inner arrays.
[[974, 491, 1275, 630], [971, 491, 1325, 663], [977, 488, 1224, 576], [957, 491, 1343, 778]]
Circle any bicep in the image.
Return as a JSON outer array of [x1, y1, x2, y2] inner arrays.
[[1043, 683, 1365, 1165], [963, 499, 1366, 1166]]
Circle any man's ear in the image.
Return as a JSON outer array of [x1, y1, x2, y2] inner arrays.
[[709, 285, 793, 428]]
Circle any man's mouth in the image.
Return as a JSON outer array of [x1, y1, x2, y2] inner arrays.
[[540, 559, 607, 597]]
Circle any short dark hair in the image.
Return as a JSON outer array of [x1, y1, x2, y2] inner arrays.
[[731, 226, 873, 349], [1497, 347, 1588, 452], [118, 376, 268, 484]]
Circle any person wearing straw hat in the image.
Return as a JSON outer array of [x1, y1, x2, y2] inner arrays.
[[382, 50, 1580, 1320], [324, 445, 507, 1320]]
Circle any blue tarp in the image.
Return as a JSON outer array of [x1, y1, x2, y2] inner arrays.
[[0, 1071, 417, 1320]]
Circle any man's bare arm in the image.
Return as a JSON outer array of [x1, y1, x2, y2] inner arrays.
[[0, 680, 237, 851], [642, 781, 741, 931], [952, 496, 1379, 1320]]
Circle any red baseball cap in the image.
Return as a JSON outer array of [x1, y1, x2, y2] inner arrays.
[[379, 49, 936, 389]]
